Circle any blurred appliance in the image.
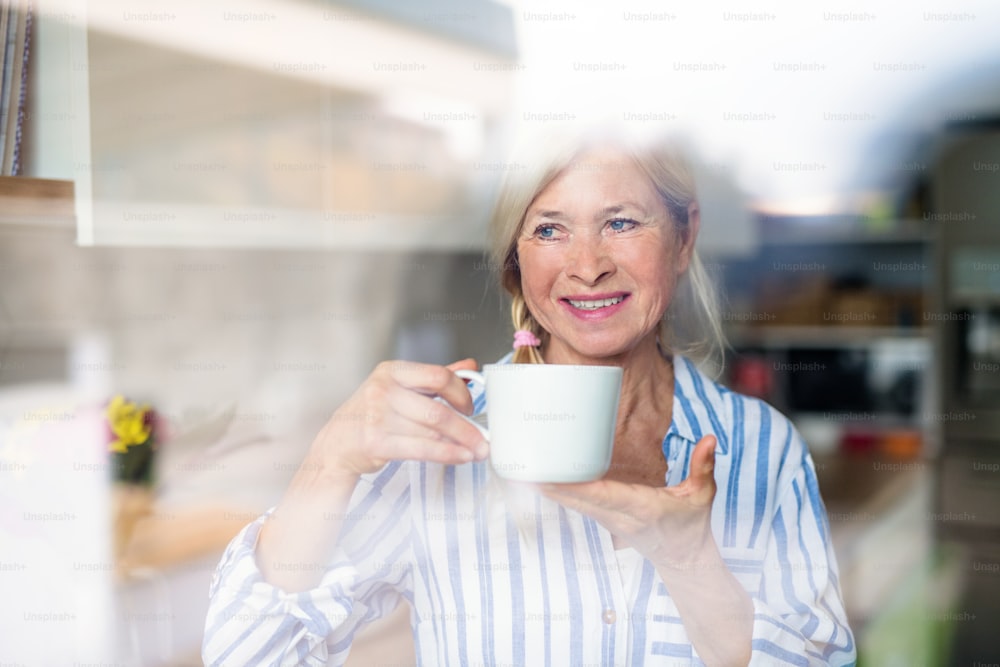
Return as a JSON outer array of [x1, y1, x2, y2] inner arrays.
[[931, 124, 1000, 543], [785, 347, 874, 414], [732, 341, 927, 420]]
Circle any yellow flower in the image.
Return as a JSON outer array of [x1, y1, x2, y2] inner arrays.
[[107, 395, 153, 454]]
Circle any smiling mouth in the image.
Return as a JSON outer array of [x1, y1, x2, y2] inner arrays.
[[564, 295, 627, 311]]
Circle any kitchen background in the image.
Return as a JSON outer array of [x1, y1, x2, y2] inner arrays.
[[1, 0, 999, 665]]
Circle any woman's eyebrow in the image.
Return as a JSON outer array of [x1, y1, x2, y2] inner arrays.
[[525, 201, 654, 226], [530, 202, 649, 220], [599, 202, 648, 217], [527, 209, 568, 221]]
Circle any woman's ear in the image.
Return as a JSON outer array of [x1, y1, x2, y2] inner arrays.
[[676, 201, 701, 275]]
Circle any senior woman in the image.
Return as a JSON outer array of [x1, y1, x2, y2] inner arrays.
[[203, 131, 855, 666]]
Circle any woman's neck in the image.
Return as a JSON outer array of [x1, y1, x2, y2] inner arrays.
[[617, 336, 674, 423], [609, 336, 675, 487]]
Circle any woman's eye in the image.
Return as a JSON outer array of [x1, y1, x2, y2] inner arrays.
[[608, 218, 638, 232], [534, 224, 558, 239]]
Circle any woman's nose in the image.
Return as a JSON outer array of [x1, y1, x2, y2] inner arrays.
[[566, 237, 614, 285]]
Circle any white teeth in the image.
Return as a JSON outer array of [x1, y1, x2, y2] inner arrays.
[[567, 296, 625, 310]]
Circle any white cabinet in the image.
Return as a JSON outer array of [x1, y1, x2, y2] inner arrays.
[[31, 0, 519, 248]]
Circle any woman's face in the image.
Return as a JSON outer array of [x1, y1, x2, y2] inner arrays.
[[516, 148, 699, 364]]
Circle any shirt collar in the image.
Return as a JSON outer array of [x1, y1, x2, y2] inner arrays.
[[666, 355, 700, 445]]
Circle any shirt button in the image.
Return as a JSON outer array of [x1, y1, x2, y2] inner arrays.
[[602, 608, 616, 624]]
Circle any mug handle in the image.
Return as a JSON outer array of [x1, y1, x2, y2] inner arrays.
[[436, 369, 488, 440]]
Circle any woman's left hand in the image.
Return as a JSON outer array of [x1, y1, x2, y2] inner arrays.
[[540, 434, 718, 569]]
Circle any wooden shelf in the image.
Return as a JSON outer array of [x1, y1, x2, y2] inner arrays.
[[0, 176, 75, 227], [727, 324, 930, 347], [756, 217, 935, 246]]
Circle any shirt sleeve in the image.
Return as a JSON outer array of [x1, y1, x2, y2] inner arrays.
[[749, 437, 856, 666], [202, 461, 414, 667]]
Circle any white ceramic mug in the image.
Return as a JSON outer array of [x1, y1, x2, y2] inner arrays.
[[453, 364, 623, 483]]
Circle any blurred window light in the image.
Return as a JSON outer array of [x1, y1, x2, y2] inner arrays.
[[505, 0, 1000, 213]]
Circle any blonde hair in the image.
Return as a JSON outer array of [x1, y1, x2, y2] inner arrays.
[[487, 125, 726, 373]]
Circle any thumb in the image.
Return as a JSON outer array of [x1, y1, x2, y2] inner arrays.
[[446, 358, 479, 372], [690, 434, 717, 480]]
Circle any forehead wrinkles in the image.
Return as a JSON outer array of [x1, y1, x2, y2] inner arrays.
[[527, 167, 660, 223]]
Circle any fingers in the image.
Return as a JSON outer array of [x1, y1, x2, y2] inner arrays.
[[543, 483, 608, 519], [445, 358, 478, 372], [342, 389, 488, 471], [665, 434, 717, 503], [690, 434, 717, 479], [387, 385, 486, 454], [541, 481, 658, 550], [437, 359, 480, 416], [379, 434, 480, 466], [381, 360, 477, 416], [543, 480, 648, 519], [317, 359, 488, 476]]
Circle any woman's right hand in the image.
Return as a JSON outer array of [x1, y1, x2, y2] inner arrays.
[[256, 359, 486, 592], [310, 358, 489, 478]]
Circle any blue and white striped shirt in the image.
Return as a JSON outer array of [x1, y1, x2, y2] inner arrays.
[[203, 356, 855, 666]]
